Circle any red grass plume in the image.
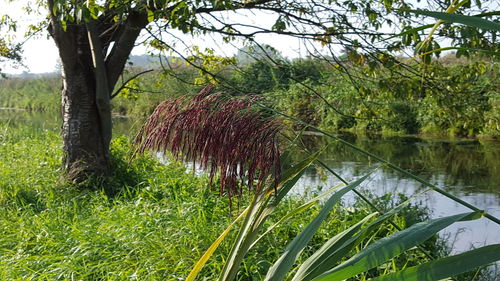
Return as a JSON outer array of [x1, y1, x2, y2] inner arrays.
[[133, 85, 282, 198]]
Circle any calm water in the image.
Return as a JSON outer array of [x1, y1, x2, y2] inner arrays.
[[2, 109, 499, 255], [294, 134, 500, 255]]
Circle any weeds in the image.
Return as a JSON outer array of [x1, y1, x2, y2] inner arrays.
[[0, 123, 471, 280]]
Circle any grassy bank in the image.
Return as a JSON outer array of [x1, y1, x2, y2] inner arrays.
[[2, 123, 486, 280], [1, 57, 498, 138]]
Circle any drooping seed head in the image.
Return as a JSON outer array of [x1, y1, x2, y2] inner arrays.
[[133, 85, 282, 198]]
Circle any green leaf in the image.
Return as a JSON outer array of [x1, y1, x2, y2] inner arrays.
[[185, 206, 250, 281], [147, 10, 155, 22], [250, 184, 345, 249], [371, 244, 500, 281], [275, 149, 323, 202], [272, 16, 287, 32], [381, 24, 434, 41], [82, 6, 91, 22], [292, 194, 419, 281], [313, 211, 483, 281], [292, 212, 378, 281], [264, 174, 371, 281], [218, 150, 321, 281], [410, 10, 500, 32]]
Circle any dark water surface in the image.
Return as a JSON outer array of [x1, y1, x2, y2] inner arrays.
[[2, 109, 499, 256], [294, 134, 500, 254]]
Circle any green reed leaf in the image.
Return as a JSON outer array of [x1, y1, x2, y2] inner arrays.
[[371, 244, 500, 281], [313, 211, 483, 281], [264, 174, 371, 281]]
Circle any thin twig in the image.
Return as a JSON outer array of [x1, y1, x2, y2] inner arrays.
[[111, 69, 154, 99]]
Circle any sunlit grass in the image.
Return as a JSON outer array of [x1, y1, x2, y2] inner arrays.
[[0, 123, 489, 280]]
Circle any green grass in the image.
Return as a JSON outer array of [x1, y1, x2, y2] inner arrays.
[[0, 124, 237, 280], [0, 123, 491, 280]]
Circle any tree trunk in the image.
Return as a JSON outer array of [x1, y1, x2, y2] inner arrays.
[[62, 67, 111, 180], [58, 26, 112, 181], [47, 1, 148, 181]]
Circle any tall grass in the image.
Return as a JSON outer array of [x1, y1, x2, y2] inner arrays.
[[134, 86, 282, 198], [1, 122, 476, 280], [127, 89, 498, 280]]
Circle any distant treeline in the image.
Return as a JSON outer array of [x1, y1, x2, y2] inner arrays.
[[1, 56, 498, 138]]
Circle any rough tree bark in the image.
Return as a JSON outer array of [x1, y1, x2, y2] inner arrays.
[[47, 1, 148, 181]]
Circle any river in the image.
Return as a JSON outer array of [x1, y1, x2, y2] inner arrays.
[[2, 109, 499, 258]]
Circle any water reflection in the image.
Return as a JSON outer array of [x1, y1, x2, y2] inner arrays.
[[0, 109, 145, 138], [294, 134, 500, 254]]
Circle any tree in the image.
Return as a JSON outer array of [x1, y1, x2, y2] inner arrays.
[[0, 15, 21, 77], [3, 0, 498, 180], [235, 43, 282, 65]]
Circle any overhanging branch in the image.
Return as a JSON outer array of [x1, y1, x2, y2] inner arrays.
[[111, 69, 154, 99]]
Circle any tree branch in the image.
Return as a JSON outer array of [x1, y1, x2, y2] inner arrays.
[[105, 10, 149, 91], [195, 0, 276, 13], [87, 20, 112, 150], [111, 69, 154, 99]]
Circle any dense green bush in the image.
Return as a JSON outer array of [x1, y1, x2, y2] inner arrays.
[[264, 59, 499, 137]]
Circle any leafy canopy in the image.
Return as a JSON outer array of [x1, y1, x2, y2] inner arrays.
[[4, 0, 498, 69]]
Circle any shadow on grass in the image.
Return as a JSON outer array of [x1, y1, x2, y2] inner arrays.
[[74, 138, 150, 199]]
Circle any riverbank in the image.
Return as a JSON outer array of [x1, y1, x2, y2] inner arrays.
[[2, 122, 494, 280], [1, 58, 499, 139], [2, 104, 500, 141]]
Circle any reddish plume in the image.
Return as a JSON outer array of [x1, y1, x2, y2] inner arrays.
[[133, 85, 282, 198]]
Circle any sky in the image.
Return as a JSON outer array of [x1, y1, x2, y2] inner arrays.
[[0, 0, 312, 74], [1, 0, 498, 74]]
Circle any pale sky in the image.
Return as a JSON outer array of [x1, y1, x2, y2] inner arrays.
[[1, 1, 498, 74], [0, 0, 313, 74]]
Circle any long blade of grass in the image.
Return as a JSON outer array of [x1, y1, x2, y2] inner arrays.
[[185, 205, 250, 281], [294, 135, 433, 272], [251, 184, 345, 249], [218, 190, 264, 281], [292, 193, 420, 281], [253, 149, 324, 235], [410, 9, 500, 31], [291, 212, 378, 281], [370, 244, 500, 281], [313, 211, 483, 281], [219, 150, 322, 281], [250, 149, 325, 237], [275, 149, 324, 201], [264, 173, 371, 281]]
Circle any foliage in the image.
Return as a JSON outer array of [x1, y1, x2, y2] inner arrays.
[[0, 14, 21, 77], [235, 44, 283, 66], [0, 67, 199, 116], [264, 58, 499, 137], [0, 76, 61, 111], [112, 66, 199, 116], [134, 86, 282, 200], [188, 47, 237, 85], [1, 122, 478, 280], [229, 58, 328, 95], [2, 56, 498, 138], [230, 60, 291, 94]]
